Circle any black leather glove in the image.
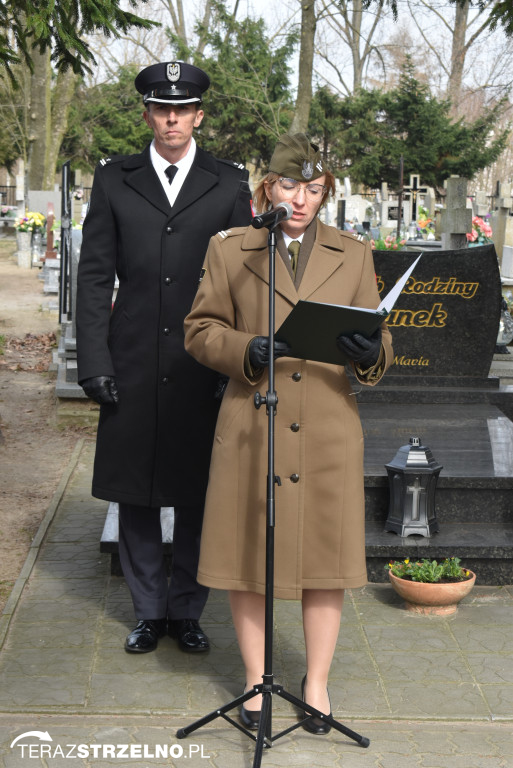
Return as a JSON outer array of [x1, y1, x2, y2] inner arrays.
[[81, 375, 119, 405], [248, 336, 291, 368], [337, 327, 382, 368]]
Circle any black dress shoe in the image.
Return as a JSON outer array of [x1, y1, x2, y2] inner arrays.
[[240, 686, 261, 730], [168, 619, 210, 653], [300, 675, 332, 735], [240, 703, 261, 730], [124, 618, 167, 653]]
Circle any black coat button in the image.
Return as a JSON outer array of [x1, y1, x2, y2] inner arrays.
[[165, 226, 173, 234], [290, 474, 300, 483], [162, 377, 169, 384], [292, 372, 301, 381], [164, 277, 172, 285], [163, 327, 170, 335], [290, 423, 300, 432]]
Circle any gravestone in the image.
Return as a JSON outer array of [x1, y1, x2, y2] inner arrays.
[[55, 230, 87, 397], [28, 191, 61, 221], [490, 182, 512, 270], [473, 190, 489, 217], [344, 194, 370, 225], [381, 199, 410, 229], [440, 176, 472, 249], [360, 245, 513, 584], [373, 245, 500, 385]]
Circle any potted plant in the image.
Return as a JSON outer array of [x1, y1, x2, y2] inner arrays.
[[385, 557, 476, 615], [371, 233, 407, 251], [15, 211, 46, 268], [417, 205, 435, 240], [466, 215, 493, 246]]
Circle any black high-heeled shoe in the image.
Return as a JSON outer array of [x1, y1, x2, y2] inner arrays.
[[240, 687, 261, 730], [300, 675, 332, 735]]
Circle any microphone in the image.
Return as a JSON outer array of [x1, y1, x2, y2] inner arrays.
[[251, 202, 293, 230]]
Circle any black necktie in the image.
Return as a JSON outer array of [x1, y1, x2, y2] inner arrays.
[[165, 165, 178, 185]]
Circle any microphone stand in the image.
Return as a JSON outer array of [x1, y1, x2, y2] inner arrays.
[[176, 218, 370, 766]]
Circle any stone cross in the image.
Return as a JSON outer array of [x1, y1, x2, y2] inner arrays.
[[490, 182, 512, 267], [440, 176, 472, 249], [403, 174, 428, 223]]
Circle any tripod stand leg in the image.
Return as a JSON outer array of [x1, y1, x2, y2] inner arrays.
[[252, 692, 272, 768], [176, 689, 258, 739]]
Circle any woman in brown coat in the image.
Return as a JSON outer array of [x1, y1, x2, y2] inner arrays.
[[184, 134, 393, 732]]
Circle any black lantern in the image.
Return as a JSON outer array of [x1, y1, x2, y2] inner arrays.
[[384, 436, 443, 537]]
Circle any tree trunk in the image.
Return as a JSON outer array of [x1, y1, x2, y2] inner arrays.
[[45, 68, 78, 190], [290, 0, 316, 133], [448, 0, 469, 117], [27, 48, 52, 190]]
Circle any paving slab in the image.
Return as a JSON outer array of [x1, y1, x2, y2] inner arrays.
[[0, 438, 513, 766]]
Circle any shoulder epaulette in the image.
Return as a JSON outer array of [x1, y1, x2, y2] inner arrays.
[[341, 230, 367, 244], [214, 226, 246, 242], [217, 158, 246, 171], [98, 155, 126, 167]]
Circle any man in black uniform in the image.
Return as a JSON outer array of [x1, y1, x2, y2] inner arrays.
[[76, 61, 252, 654]]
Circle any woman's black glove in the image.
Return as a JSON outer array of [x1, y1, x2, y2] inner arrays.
[[81, 375, 119, 404], [337, 327, 382, 368], [249, 336, 291, 368]]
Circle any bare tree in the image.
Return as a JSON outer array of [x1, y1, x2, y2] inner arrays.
[[290, 1, 317, 132], [316, 0, 388, 94], [406, 0, 513, 117]]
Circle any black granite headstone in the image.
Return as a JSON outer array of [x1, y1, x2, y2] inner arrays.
[[361, 244, 513, 585], [373, 244, 501, 386]]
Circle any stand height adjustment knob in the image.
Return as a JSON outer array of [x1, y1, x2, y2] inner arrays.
[[254, 392, 265, 409]]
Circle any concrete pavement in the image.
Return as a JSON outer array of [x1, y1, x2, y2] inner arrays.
[[0, 438, 512, 767]]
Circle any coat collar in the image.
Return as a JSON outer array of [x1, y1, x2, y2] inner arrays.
[[122, 144, 219, 218], [241, 219, 346, 306]]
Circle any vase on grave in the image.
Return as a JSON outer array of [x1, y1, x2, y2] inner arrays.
[[31, 230, 43, 264], [16, 231, 32, 268]]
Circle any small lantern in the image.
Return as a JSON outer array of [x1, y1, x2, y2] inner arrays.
[[384, 436, 443, 538]]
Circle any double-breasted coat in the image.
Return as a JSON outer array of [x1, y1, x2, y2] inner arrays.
[[76, 144, 253, 508], [184, 221, 393, 599]]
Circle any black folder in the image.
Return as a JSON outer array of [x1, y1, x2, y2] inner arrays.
[[275, 302, 388, 365], [275, 254, 421, 365]]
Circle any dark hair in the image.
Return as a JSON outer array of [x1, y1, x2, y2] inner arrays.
[[252, 171, 336, 213]]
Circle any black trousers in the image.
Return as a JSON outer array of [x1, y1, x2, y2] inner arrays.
[[118, 503, 209, 621]]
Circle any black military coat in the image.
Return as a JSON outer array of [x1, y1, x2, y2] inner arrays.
[[76, 144, 252, 507]]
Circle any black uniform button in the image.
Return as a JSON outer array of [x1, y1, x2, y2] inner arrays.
[[165, 226, 173, 234], [162, 377, 169, 384], [292, 372, 301, 381], [164, 277, 172, 285], [163, 327, 170, 335], [290, 474, 300, 483], [290, 423, 300, 432]]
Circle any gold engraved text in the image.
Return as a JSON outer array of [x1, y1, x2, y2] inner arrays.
[[393, 355, 430, 367], [386, 302, 448, 328], [403, 276, 479, 299]]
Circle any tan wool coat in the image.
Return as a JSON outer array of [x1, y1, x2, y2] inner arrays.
[[184, 220, 393, 599]]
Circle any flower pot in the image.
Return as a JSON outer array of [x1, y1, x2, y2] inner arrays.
[[16, 231, 32, 268], [388, 569, 476, 615]]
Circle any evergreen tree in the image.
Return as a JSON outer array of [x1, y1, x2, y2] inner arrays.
[[61, 66, 150, 170], [309, 58, 510, 189], [0, 0, 156, 82], [193, 9, 296, 169], [62, 9, 296, 173]]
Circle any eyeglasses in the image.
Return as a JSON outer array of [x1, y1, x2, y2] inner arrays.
[[277, 177, 327, 202]]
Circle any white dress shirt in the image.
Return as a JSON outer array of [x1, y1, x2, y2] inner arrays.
[[150, 138, 197, 207]]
